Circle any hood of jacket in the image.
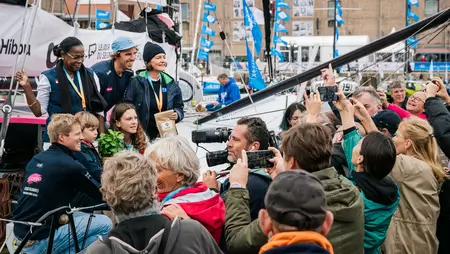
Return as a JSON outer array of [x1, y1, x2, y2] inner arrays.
[[158, 182, 225, 243], [137, 70, 175, 86]]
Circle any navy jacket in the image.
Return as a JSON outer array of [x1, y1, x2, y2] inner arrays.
[[13, 143, 103, 240], [73, 141, 102, 183], [123, 71, 184, 133], [91, 60, 134, 112]]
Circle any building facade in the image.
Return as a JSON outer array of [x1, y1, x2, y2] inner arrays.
[[181, 0, 448, 66]]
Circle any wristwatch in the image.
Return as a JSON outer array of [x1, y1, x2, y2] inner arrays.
[[230, 182, 244, 189]]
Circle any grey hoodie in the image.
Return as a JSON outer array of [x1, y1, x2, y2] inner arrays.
[[85, 215, 223, 254]]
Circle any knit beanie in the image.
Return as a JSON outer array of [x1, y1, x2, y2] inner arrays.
[[143, 42, 166, 63]]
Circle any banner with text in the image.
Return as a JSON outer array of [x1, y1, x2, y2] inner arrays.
[[0, 4, 177, 78]]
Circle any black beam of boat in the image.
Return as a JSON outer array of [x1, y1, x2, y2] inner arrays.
[[196, 7, 450, 125]]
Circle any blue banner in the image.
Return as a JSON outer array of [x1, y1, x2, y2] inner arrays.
[[245, 39, 266, 90], [204, 2, 217, 12], [411, 62, 450, 72], [202, 12, 217, 24], [243, 0, 262, 55], [200, 36, 214, 49], [201, 25, 216, 36], [407, 9, 419, 22], [96, 10, 110, 20], [273, 35, 288, 46], [275, 10, 290, 21], [96, 21, 111, 30]]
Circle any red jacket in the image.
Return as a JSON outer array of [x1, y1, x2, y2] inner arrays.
[[158, 182, 225, 243]]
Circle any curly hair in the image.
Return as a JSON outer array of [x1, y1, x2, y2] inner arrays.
[[110, 103, 147, 153], [101, 151, 158, 219]]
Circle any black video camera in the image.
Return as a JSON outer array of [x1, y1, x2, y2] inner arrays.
[[192, 127, 232, 144], [206, 150, 275, 169]]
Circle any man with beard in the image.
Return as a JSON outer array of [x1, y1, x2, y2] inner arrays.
[[91, 36, 138, 114]]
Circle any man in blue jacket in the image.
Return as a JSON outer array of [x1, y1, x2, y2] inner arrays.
[[91, 36, 138, 114], [206, 73, 241, 111], [12, 114, 111, 253]]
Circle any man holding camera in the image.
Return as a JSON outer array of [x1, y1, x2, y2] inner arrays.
[[203, 117, 272, 220]]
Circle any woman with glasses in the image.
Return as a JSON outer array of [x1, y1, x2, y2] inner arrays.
[[15, 36, 107, 150], [378, 90, 427, 120]]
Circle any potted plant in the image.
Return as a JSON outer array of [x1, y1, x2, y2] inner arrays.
[[98, 129, 125, 159]]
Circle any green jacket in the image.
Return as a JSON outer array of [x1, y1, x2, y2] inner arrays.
[[224, 167, 365, 254], [343, 129, 400, 254]]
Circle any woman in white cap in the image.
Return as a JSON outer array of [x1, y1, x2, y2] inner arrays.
[[124, 42, 184, 140]]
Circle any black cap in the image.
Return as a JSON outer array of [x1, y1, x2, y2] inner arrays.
[[372, 110, 401, 136], [143, 42, 165, 63], [265, 170, 326, 230]]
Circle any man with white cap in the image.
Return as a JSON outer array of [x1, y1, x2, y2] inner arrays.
[[91, 36, 138, 113]]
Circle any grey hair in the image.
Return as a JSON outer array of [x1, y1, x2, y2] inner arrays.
[[352, 86, 381, 105], [146, 136, 200, 186], [217, 73, 228, 80]]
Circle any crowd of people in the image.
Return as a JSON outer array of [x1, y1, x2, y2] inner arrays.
[[7, 35, 450, 254]]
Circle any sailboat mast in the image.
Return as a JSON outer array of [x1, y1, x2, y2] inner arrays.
[[190, 0, 204, 72]]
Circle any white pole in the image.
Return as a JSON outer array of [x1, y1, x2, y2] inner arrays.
[[190, 0, 204, 72]]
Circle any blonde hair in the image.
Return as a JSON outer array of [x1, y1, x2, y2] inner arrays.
[[101, 151, 159, 219], [74, 111, 99, 130], [399, 117, 446, 182], [47, 114, 80, 143], [145, 136, 200, 186]]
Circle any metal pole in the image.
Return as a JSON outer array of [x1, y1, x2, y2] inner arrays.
[[190, 0, 204, 72], [206, 0, 210, 74], [405, 0, 409, 63], [87, 0, 91, 29], [332, 0, 337, 58]]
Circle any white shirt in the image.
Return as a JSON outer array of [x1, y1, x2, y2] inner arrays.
[[36, 72, 104, 117]]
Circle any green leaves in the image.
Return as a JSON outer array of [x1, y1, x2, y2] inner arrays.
[[98, 130, 125, 157]]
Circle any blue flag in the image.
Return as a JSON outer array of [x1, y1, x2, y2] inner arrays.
[[407, 9, 419, 22], [408, 0, 419, 7], [336, 1, 344, 25], [270, 47, 285, 62], [204, 2, 217, 12], [200, 36, 214, 49], [202, 12, 217, 24], [274, 22, 288, 33], [275, 10, 290, 21], [201, 25, 216, 36], [245, 39, 266, 90], [273, 35, 288, 46], [243, 0, 262, 55], [276, 0, 290, 9], [407, 37, 418, 48], [197, 48, 209, 61]]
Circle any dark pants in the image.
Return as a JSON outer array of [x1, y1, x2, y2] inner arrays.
[[206, 103, 223, 111]]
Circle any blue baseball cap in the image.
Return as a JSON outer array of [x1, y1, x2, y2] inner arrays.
[[112, 36, 138, 52]]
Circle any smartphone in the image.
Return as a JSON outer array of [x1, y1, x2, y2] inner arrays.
[[318, 86, 339, 102], [246, 150, 275, 169]]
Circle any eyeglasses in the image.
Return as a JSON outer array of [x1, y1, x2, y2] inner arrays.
[[66, 52, 86, 61], [409, 96, 425, 104]]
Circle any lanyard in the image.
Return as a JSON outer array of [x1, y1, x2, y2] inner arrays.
[[63, 68, 86, 110], [160, 186, 188, 208], [146, 72, 163, 112]]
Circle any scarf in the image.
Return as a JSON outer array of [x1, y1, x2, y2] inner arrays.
[[55, 60, 107, 113], [259, 231, 334, 254]]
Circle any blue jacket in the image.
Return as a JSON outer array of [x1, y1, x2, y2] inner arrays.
[[73, 141, 102, 183], [343, 129, 400, 254], [13, 143, 102, 240], [123, 71, 184, 132], [217, 78, 241, 105], [91, 60, 134, 112]]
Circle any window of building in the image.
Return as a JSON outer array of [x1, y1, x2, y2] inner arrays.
[[425, 0, 439, 16], [181, 3, 190, 20]]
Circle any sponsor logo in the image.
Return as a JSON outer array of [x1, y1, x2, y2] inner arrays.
[[0, 39, 31, 56], [27, 173, 42, 184]]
